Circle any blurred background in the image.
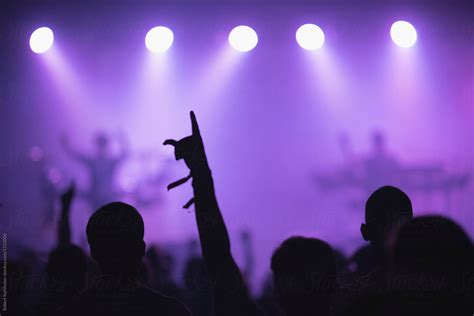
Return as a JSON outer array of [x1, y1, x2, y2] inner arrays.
[[1, 0, 473, 294]]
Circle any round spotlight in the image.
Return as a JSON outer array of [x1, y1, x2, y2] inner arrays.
[[145, 26, 174, 53], [296, 24, 325, 51], [228, 25, 258, 52], [390, 21, 417, 48], [30, 27, 54, 54]]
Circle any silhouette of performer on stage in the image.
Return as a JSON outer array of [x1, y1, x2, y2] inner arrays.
[[362, 130, 400, 193], [61, 131, 129, 209], [316, 130, 400, 195], [315, 129, 470, 211]]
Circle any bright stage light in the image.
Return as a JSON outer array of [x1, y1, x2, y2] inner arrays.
[[296, 24, 325, 50], [30, 27, 54, 53], [390, 21, 417, 48], [228, 25, 258, 52], [145, 26, 174, 53]]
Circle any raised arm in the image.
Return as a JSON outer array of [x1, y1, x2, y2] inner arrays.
[[58, 183, 75, 246], [240, 230, 255, 284], [164, 112, 258, 315]]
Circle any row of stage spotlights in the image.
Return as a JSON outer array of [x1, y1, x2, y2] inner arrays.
[[30, 21, 417, 54]]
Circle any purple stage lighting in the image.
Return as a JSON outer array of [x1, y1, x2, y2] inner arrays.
[[228, 25, 258, 52], [296, 24, 325, 51], [145, 26, 174, 53], [390, 21, 417, 48], [30, 27, 54, 53]]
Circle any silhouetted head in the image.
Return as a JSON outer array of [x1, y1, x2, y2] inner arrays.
[[94, 131, 109, 155], [271, 236, 336, 315], [391, 216, 474, 315], [394, 216, 473, 274], [361, 186, 413, 265], [47, 245, 86, 294], [86, 202, 145, 275]]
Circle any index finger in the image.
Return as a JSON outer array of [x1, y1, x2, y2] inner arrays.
[[190, 111, 201, 138]]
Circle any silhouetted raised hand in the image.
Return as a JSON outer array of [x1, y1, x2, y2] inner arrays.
[[41, 183, 86, 316], [165, 112, 259, 316], [58, 183, 75, 246], [60, 183, 75, 208], [164, 111, 208, 171], [164, 111, 210, 208]]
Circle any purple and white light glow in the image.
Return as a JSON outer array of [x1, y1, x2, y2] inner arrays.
[[2, 3, 473, 293], [390, 21, 417, 48], [228, 25, 258, 52], [30, 27, 54, 53], [145, 26, 174, 53], [296, 24, 325, 50]]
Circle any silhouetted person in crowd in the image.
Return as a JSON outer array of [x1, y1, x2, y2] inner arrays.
[[59, 202, 190, 316], [164, 112, 259, 316], [342, 186, 413, 315], [388, 216, 474, 316], [61, 131, 128, 209], [360, 185, 413, 270], [164, 112, 337, 316], [40, 184, 87, 316], [271, 237, 336, 316]]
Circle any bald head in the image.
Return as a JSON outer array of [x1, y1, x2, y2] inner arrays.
[[361, 186, 413, 265], [365, 186, 412, 227]]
